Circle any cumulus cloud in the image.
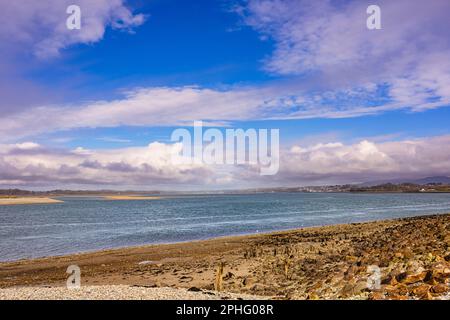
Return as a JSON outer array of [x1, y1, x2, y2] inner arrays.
[[0, 0, 146, 58], [274, 135, 450, 185], [1, 135, 450, 189], [0, 142, 221, 188]]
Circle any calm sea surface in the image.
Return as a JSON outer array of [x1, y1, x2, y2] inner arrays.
[[1, 193, 450, 261]]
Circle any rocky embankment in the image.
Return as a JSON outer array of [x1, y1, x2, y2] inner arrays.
[[229, 214, 450, 299]]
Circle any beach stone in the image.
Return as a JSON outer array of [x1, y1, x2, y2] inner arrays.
[[403, 248, 414, 259], [339, 282, 357, 298], [223, 272, 234, 280], [387, 294, 408, 300], [249, 283, 268, 293], [354, 280, 369, 293], [242, 277, 255, 287], [430, 264, 450, 281], [385, 285, 406, 297], [345, 256, 358, 264], [444, 235, 450, 245], [179, 276, 193, 282], [381, 274, 398, 286], [394, 284, 409, 296], [396, 271, 426, 284], [430, 284, 448, 294], [411, 284, 432, 299], [406, 260, 423, 273], [368, 292, 385, 300], [187, 286, 201, 292], [306, 292, 320, 300], [343, 266, 356, 280], [394, 252, 404, 259]]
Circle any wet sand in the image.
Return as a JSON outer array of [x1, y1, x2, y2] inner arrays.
[[0, 197, 63, 206], [1, 214, 449, 299]]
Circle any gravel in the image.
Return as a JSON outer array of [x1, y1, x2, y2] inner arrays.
[[0, 285, 266, 300]]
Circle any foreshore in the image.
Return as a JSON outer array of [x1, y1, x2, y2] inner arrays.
[[1, 214, 449, 300]]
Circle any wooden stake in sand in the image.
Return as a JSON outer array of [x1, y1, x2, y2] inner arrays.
[[214, 262, 224, 292]]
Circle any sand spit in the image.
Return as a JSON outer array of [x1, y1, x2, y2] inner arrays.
[[0, 197, 63, 206]]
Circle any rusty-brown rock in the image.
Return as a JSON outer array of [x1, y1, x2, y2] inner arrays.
[[387, 294, 408, 300], [306, 292, 320, 300], [385, 284, 408, 297], [431, 283, 448, 294], [381, 274, 398, 286], [411, 284, 432, 299], [368, 292, 385, 300], [396, 271, 426, 284], [339, 283, 355, 298]]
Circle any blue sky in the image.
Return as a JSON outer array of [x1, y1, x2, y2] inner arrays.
[[28, 0, 275, 105], [1, 0, 450, 189], [14, 0, 450, 147]]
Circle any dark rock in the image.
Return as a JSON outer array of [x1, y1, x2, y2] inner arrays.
[[187, 286, 202, 292]]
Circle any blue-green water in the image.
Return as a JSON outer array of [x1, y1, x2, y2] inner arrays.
[[1, 193, 450, 261]]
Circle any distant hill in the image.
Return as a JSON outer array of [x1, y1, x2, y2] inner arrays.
[[360, 176, 450, 187], [412, 176, 450, 185], [2, 177, 450, 196], [0, 189, 161, 196]]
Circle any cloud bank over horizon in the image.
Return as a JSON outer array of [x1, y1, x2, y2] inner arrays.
[[1, 135, 450, 189]]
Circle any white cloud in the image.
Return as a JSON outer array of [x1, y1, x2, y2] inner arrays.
[[0, 85, 303, 139], [1, 135, 450, 189], [1, 0, 450, 140], [1, 79, 448, 141], [238, 0, 450, 75], [277, 135, 450, 184], [0, 141, 220, 188], [0, 0, 146, 58], [236, 0, 450, 116]]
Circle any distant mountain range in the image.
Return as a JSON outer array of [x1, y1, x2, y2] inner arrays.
[[360, 176, 450, 187]]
